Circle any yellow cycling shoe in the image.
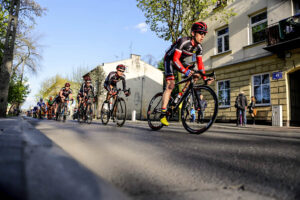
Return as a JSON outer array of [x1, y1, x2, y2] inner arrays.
[[160, 116, 169, 126]]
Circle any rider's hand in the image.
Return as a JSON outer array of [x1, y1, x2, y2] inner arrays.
[[185, 70, 194, 77], [205, 78, 214, 85], [124, 91, 129, 97]]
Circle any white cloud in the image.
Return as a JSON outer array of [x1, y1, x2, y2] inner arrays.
[[135, 22, 148, 33]]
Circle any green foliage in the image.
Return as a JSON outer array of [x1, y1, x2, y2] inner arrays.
[[137, 0, 236, 42], [36, 74, 70, 101], [8, 73, 30, 105]]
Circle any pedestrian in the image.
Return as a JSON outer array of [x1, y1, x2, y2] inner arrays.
[[190, 107, 196, 122], [248, 96, 256, 125], [235, 91, 248, 126], [197, 94, 207, 124]]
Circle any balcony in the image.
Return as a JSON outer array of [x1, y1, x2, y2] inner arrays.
[[264, 13, 300, 55]]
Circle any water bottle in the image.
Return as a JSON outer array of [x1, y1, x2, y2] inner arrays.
[[174, 92, 182, 104]]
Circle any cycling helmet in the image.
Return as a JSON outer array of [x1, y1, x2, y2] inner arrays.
[[191, 22, 208, 33], [116, 64, 126, 71], [65, 82, 70, 87]]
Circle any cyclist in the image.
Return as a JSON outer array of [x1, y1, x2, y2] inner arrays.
[[160, 21, 214, 126], [77, 76, 95, 119], [78, 75, 95, 108], [37, 98, 46, 118], [104, 64, 130, 103], [46, 96, 55, 119], [55, 83, 74, 115]]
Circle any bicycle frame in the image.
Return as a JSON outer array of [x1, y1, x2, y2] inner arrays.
[[167, 70, 215, 119]]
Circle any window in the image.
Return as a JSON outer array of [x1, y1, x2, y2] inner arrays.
[[218, 80, 230, 107], [294, 0, 300, 14], [216, 27, 229, 54], [252, 73, 270, 105], [250, 11, 267, 43]]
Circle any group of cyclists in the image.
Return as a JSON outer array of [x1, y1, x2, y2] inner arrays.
[[27, 21, 215, 132]]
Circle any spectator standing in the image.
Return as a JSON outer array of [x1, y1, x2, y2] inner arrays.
[[197, 94, 207, 124], [235, 92, 248, 126], [248, 96, 256, 125]]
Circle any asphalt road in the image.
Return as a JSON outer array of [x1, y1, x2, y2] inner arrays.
[[26, 118, 300, 200]]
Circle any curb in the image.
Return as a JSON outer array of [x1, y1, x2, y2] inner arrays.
[[0, 117, 130, 200]]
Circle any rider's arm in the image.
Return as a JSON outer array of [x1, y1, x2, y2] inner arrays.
[[196, 55, 207, 80], [173, 49, 190, 76], [59, 90, 64, 98], [121, 76, 126, 91]]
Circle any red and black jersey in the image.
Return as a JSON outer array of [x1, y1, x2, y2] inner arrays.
[[78, 83, 94, 97], [104, 71, 126, 91], [60, 87, 72, 98], [164, 37, 206, 79]]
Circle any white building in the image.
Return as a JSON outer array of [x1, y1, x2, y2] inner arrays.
[[87, 54, 163, 120]]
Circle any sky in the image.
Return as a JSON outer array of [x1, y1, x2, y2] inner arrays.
[[22, 0, 170, 109]]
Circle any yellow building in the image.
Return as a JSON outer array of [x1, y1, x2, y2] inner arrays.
[[202, 0, 300, 126]]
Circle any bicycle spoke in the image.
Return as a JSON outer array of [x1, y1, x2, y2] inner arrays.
[[181, 86, 218, 134]]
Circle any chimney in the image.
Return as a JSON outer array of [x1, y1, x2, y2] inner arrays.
[[130, 54, 141, 60]]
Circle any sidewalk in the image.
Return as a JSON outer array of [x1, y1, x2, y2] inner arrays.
[[128, 120, 300, 133], [0, 117, 129, 200]]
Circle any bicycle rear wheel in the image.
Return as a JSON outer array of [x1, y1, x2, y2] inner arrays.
[[181, 85, 218, 134], [101, 101, 110, 125], [86, 104, 93, 124], [147, 92, 164, 130], [115, 98, 126, 127]]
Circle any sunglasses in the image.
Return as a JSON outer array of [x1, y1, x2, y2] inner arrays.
[[118, 70, 125, 73], [198, 32, 206, 36]]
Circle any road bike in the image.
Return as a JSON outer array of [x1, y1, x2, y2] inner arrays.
[[147, 70, 218, 134], [77, 94, 94, 124], [100, 88, 130, 127], [56, 100, 69, 122]]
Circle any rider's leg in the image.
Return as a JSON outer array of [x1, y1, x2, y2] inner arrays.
[[160, 79, 175, 126]]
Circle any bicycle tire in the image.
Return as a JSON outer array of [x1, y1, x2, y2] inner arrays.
[[115, 97, 126, 127], [100, 101, 110, 125], [147, 92, 164, 131], [181, 85, 218, 134], [86, 103, 93, 124]]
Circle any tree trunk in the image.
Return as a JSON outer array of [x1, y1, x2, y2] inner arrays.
[[0, 0, 21, 117]]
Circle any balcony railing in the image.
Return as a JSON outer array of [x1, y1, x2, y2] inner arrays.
[[265, 13, 300, 52]]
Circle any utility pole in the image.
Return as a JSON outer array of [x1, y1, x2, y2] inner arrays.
[[0, 0, 21, 117]]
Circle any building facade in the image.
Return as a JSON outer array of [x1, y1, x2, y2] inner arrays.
[[202, 0, 300, 126], [86, 54, 163, 120]]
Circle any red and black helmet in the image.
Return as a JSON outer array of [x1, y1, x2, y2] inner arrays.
[[191, 22, 208, 33], [65, 82, 70, 87], [116, 64, 126, 71]]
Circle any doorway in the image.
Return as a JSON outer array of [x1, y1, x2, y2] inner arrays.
[[289, 70, 300, 126]]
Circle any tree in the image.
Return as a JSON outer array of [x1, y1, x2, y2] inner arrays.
[[7, 72, 30, 114], [0, 0, 46, 117], [36, 75, 70, 100], [137, 0, 235, 43]]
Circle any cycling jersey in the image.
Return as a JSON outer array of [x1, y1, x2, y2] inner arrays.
[[60, 87, 72, 99], [78, 83, 95, 97], [47, 100, 55, 106], [164, 36, 206, 80], [37, 101, 46, 108], [104, 71, 126, 91]]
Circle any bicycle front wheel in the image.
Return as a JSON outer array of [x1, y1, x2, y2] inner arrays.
[[147, 92, 164, 131], [115, 98, 126, 127], [181, 85, 218, 134], [101, 101, 110, 125]]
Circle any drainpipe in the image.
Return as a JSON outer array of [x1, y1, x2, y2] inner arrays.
[[140, 76, 144, 120]]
